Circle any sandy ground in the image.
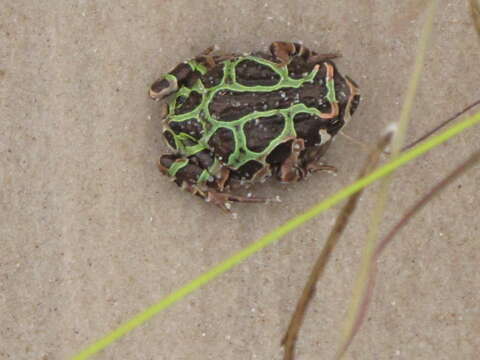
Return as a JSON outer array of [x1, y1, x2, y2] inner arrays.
[[1, 1, 480, 359]]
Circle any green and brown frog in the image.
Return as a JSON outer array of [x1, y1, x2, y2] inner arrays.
[[150, 41, 360, 211]]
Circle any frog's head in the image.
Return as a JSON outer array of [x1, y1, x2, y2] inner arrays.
[[149, 75, 178, 101]]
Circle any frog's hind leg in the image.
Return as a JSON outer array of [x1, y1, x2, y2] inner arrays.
[[269, 41, 341, 67], [302, 145, 338, 176], [159, 152, 266, 212], [277, 139, 337, 183], [150, 46, 234, 101], [299, 142, 338, 178], [149, 61, 200, 101]]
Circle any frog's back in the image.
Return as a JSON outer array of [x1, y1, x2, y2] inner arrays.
[[164, 53, 358, 178], [150, 42, 360, 211]]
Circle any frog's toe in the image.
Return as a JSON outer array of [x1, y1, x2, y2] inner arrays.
[[205, 190, 267, 212], [270, 41, 305, 66], [307, 52, 342, 64]]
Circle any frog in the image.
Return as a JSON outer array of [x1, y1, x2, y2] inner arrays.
[[149, 41, 360, 211]]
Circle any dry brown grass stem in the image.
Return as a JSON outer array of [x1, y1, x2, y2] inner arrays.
[[470, 0, 480, 39], [336, 148, 480, 357], [281, 132, 393, 360]]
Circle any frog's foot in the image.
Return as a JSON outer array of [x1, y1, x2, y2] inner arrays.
[[277, 139, 338, 183], [194, 46, 219, 69], [205, 190, 267, 213], [195, 46, 236, 70], [270, 41, 309, 67], [269, 41, 341, 67], [200, 45, 218, 56], [278, 138, 305, 182], [216, 166, 231, 191]]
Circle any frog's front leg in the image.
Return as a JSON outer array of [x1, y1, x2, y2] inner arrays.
[[277, 138, 306, 182], [159, 152, 266, 212], [269, 41, 340, 67]]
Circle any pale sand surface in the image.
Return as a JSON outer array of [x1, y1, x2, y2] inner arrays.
[[1, 1, 479, 359]]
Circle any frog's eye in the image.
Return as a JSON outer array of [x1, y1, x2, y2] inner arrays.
[[149, 76, 178, 101]]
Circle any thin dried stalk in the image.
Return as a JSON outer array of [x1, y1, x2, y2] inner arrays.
[[336, 1, 440, 358], [336, 148, 480, 356], [281, 133, 393, 360], [471, 0, 480, 39], [399, 99, 480, 152], [349, 99, 480, 156]]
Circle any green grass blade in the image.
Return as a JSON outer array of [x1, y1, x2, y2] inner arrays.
[[72, 111, 480, 360]]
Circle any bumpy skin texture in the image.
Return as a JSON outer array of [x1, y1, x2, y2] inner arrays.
[[150, 42, 360, 211]]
